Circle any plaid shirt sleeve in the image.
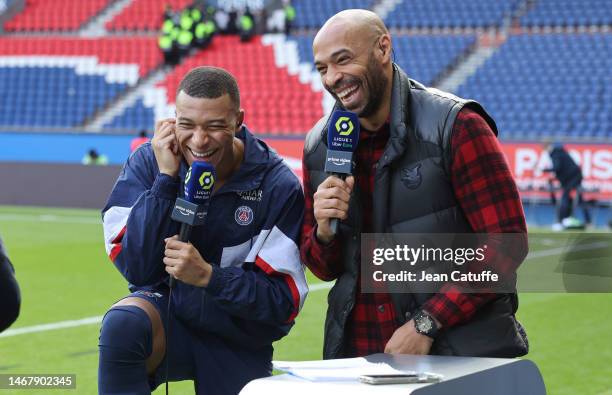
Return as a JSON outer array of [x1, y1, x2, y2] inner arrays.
[[299, 156, 344, 281], [421, 108, 528, 329]]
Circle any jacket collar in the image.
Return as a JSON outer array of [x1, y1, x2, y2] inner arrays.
[[378, 63, 411, 168]]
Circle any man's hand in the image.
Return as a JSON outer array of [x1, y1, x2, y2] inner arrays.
[[152, 118, 181, 177], [313, 175, 355, 244], [384, 319, 433, 355], [163, 236, 212, 287]]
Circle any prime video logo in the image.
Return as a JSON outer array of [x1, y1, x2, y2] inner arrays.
[[176, 206, 195, 217], [327, 157, 351, 167]]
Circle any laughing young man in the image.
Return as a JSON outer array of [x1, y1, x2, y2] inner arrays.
[[99, 66, 307, 394]]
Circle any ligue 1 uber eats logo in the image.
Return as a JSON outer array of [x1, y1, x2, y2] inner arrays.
[[335, 116, 354, 136], [185, 168, 214, 191], [199, 171, 214, 190]]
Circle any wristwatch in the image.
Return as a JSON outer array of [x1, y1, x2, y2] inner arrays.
[[413, 310, 439, 338]]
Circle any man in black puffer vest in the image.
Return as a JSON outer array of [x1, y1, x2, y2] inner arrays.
[[300, 9, 529, 359]]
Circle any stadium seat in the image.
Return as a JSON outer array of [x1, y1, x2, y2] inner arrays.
[[384, 0, 522, 29], [521, 0, 612, 27], [292, 0, 375, 29], [105, 0, 192, 32], [4, 0, 109, 32]]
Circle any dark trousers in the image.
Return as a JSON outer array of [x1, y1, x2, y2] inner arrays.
[[98, 289, 272, 394], [558, 175, 590, 224]]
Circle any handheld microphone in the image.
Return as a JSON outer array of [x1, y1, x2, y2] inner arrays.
[[324, 110, 360, 235], [169, 161, 215, 287]]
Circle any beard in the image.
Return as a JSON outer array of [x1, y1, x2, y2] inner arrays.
[[329, 54, 389, 118], [359, 54, 389, 118]]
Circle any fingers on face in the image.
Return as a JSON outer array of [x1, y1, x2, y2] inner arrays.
[[154, 119, 177, 139]]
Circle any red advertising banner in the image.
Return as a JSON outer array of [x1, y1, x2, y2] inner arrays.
[[265, 139, 612, 202], [503, 143, 612, 201]]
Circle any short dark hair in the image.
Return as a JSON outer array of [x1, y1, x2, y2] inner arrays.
[[177, 66, 240, 110]]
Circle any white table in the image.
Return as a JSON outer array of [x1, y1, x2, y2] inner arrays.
[[241, 353, 546, 395]]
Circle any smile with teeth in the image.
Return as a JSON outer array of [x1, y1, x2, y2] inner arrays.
[[337, 85, 359, 101], [189, 147, 216, 159]]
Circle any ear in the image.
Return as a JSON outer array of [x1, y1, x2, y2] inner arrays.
[[378, 34, 392, 64], [236, 109, 245, 130]]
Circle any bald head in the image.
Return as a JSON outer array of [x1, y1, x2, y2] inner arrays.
[[314, 9, 388, 50]]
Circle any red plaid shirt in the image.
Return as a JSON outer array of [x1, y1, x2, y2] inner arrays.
[[300, 108, 527, 357]]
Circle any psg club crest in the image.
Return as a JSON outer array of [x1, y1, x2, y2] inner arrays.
[[234, 206, 254, 226]]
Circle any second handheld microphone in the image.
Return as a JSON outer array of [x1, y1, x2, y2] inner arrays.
[[324, 110, 360, 236]]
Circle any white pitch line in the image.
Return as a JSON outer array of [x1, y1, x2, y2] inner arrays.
[[0, 213, 101, 224], [6, 239, 604, 339], [309, 282, 333, 292], [0, 283, 334, 338], [0, 316, 104, 338]]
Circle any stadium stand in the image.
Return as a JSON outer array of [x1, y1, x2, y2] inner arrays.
[[149, 35, 324, 135], [456, 33, 611, 140], [292, 0, 375, 29], [3, 0, 109, 32], [0, 37, 161, 127], [0, 66, 126, 127], [0, 0, 609, 139], [105, 0, 192, 32], [384, 0, 522, 29], [521, 0, 612, 27]]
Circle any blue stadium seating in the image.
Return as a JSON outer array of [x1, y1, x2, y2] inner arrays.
[[290, 34, 475, 86], [0, 67, 127, 127], [104, 99, 154, 131], [292, 0, 375, 29], [456, 34, 612, 139], [521, 0, 612, 27], [385, 0, 522, 29], [393, 35, 475, 85]]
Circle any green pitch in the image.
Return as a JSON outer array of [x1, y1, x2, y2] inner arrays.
[[0, 205, 610, 394]]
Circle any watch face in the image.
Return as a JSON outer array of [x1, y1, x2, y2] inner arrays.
[[416, 315, 433, 333]]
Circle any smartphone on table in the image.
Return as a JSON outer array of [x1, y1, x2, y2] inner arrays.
[[359, 372, 443, 385]]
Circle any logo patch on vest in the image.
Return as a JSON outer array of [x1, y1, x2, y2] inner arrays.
[[234, 206, 254, 226], [401, 163, 422, 190]]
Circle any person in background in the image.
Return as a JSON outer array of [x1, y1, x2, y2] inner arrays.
[[543, 142, 591, 230], [239, 7, 255, 42], [82, 149, 109, 166], [159, 5, 179, 65], [283, 0, 296, 35], [131, 130, 150, 152], [0, 235, 20, 333], [194, 15, 216, 49]]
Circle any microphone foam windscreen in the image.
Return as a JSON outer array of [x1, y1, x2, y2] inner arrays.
[[184, 161, 216, 204], [327, 110, 360, 153]]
